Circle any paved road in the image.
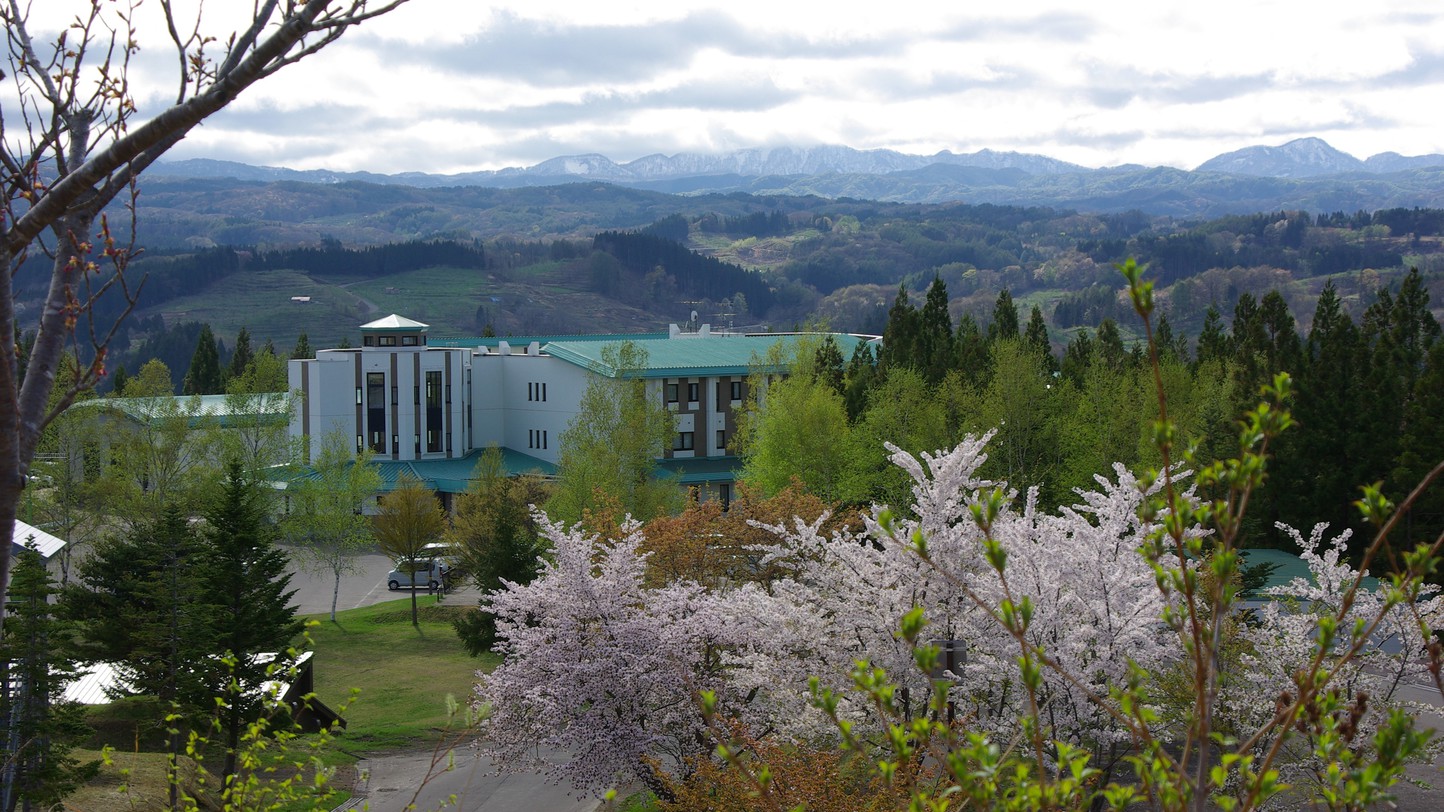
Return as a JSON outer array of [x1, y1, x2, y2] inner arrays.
[[345, 747, 602, 812]]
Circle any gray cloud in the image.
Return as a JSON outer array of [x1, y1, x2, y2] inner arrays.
[[357, 10, 912, 88], [934, 13, 1099, 43]]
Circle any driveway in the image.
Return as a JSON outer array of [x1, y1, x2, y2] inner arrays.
[[342, 746, 601, 812], [282, 547, 483, 617]]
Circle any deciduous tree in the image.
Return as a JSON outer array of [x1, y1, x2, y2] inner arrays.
[[374, 475, 446, 627]]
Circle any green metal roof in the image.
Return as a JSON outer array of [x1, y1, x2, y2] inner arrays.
[[431, 331, 668, 349], [72, 393, 289, 428], [544, 333, 872, 379], [1239, 548, 1381, 595]]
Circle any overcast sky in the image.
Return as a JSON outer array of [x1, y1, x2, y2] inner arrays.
[[34, 0, 1444, 174]]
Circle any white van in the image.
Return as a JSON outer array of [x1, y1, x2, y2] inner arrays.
[[386, 558, 449, 591]]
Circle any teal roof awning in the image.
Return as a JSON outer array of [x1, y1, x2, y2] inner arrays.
[[280, 448, 557, 495]]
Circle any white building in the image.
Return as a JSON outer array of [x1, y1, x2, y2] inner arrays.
[[288, 315, 875, 507]]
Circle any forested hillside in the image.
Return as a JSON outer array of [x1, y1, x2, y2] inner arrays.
[[24, 181, 1439, 398]]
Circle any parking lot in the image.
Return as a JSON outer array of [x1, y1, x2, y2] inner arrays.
[[282, 547, 482, 617]]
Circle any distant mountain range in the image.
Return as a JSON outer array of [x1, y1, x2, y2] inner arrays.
[[153, 138, 1444, 217]]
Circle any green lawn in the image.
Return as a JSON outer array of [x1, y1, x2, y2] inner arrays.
[[303, 595, 500, 754], [68, 596, 495, 810]]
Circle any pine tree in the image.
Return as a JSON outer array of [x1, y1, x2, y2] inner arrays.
[[1392, 340, 1444, 546], [917, 276, 955, 385], [987, 288, 1020, 344], [1194, 305, 1231, 368], [448, 447, 549, 655], [182, 324, 224, 395], [291, 331, 313, 360], [107, 364, 128, 397], [1023, 305, 1057, 374], [879, 285, 919, 374], [1061, 329, 1093, 387], [954, 313, 990, 388], [843, 342, 878, 422], [1, 549, 97, 812], [200, 461, 302, 786], [1094, 319, 1128, 372], [813, 335, 846, 397], [227, 327, 254, 382], [64, 505, 211, 809], [1277, 283, 1364, 542]]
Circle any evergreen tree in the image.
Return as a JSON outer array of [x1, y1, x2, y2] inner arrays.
[[1154, 312, 1190, 365], [917, 276, 956, 385], [987, 288, 1020, 344], [1, 549, 97, 812], [107, 364, 128, 397], [291, 332, 313, 360], [879, 285, 919, 374], [813, 335, 846, 397], [200, 461, 302, 787], [954, 313, 990, 388], [1392, 340, 1444, 546], [1275, 282, 1364, 544], [1194, 305, 1231, 368], [1094, 319, 1128, 372], [449, 446, 549, 655], [227, 327, 254, 382], [843, 341, 878, 422], [1023, 305, 1057, 374], [1061, 329, 1093, 387], [1358, 268, 1441, 503], [182, 324, 224, 395], [64, 506, 211, 809]]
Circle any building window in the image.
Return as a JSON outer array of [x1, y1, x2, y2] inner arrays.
[[674, 431, 694, 451], [665, 383, 679, 404], [366, 372, 386, 453], [379, 335, 396, 347], [415, 434, 421, 454], [414, 385, 420, 405], [426, 371, 442, 452], [392, 435, 399, 454], [719, 483, 731, 512], [716, 430, 726, 451], [363, 336, 375, 347], [687, 382, 699, 403], [543, 430, 548, 450], [730, 381, 743, 401], [391, 385, 398, 405], [355, 386, 362, 405], [402, 335, 418, 346], [356, 435, 364, 453]]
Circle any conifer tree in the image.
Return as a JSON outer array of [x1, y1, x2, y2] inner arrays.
[[65, 505, 211, 809], [1023, 305, 1057, 374], [917, 276, 955, 385], [200, 461, 302, 787], [879, 285, 919, 374], [107, 364, 128, 397], [1061, 329, 1093, 387], [291, 332, 313, 360], [227, 327, 254, 382], [449, 446, 549, 655], [987, 288, 1020, 344], [1194, 304, 1232, 368], [954, 313, 990, 388], [813, 335, 846, 397], [1, 549, 96, 812], [843, 342, 878, 422], [182, 324, 224, 395]]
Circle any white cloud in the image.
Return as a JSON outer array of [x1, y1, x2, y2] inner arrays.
[[38, 0, 1444, 173]]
